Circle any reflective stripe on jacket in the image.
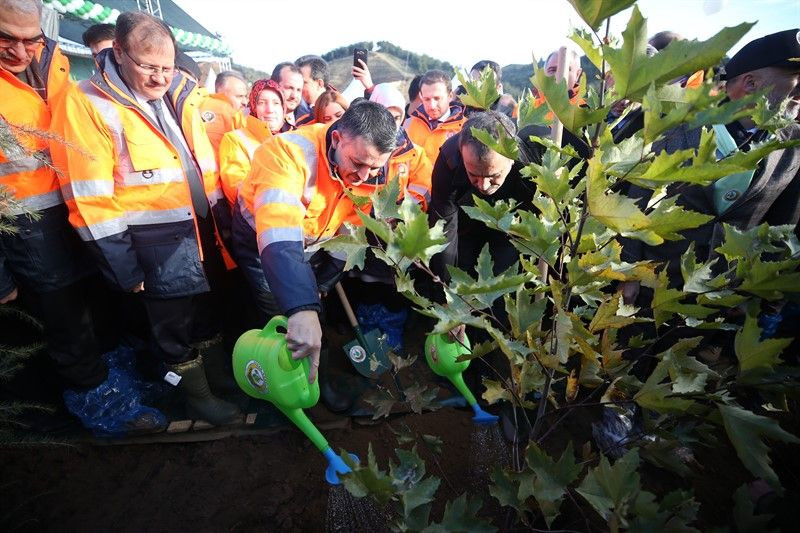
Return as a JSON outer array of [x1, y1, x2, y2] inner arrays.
[[236, 123, 407, 314], [0, 38, 69, 215], [403, 102, 466, 162], [219, 114, 272, 207], [49, 49, 229, 295]]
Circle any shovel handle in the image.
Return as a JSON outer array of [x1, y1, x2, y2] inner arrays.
[[334, 282, 359, 328]]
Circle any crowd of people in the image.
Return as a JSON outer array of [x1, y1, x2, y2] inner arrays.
[[1, 0, 799, 437]]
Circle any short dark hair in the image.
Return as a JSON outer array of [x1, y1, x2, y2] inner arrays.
[[408, 75, 422, 101], [271, 62, 301, 83], [295, 55, 329, 84], [215, 70, 245, 91], [649, 31, 682, 51], [82, 23, 115, 47], [337, 101, 398, 154], [420, 69, 452, 93], [470, 60, 502, 82], [459, 111, 517, 160], [115, 11, 175, 52]]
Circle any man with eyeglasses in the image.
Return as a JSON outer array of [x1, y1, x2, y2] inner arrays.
[[51, 11, 241, 427], [0, 0, 169, 436]]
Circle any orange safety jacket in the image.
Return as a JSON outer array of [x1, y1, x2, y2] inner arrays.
[[199, 91, 245, 161], [403, 102, 466, 162], [533, 91, 586, 122], [0, 38, 69, 215], [236, 122, 425, 314], [218, 114, 272, 207], [386, 128, 432, 210], [50, 49, 231, 295]]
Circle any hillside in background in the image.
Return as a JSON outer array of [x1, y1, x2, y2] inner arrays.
[[235, 42, 598, 102], [324, 41, 453, 95], [501, 57, 601, 98]]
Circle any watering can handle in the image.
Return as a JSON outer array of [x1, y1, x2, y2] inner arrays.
[[259, 315, 289, 337], [259, 315, 313, 376]]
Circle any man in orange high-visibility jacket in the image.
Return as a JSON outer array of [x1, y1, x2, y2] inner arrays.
[[199, 70, 247, 158], [230, 102, 399, 384], [0, 0, 166, 436], [403, 69, 467, 163], [50, 12, 239, 426]]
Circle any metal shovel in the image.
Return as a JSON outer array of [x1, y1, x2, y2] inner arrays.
[[334, 282, 392, 379]]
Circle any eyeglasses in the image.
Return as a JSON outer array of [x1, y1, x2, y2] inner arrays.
[[121, 47, 175, 76], [0, 29, 45, 51]]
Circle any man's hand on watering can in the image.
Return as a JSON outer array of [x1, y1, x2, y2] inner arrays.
[[286, 310, 322, 383], [448, 324, 466, 344]]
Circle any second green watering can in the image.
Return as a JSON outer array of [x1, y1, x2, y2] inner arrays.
[[424, 332, 498, 424]]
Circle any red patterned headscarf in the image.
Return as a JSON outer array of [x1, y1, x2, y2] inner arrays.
[[249, 79, 284, 118]]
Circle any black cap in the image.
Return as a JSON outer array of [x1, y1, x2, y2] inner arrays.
[[724, 29, 800, 80], [175, 51, 201, 81]]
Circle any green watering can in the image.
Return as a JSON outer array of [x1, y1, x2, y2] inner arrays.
[[424, 333, 498, 425], [232, 316, 358, 485]]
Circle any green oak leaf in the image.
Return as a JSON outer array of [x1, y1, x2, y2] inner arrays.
[[385, 196, 448, 268], [604, 7, 753, 100], [734, 309, 791, 375], [718, 403, 800, 493], [340, 443, 395, 506], [569, 27, 604, 68], [370, 174, 402, 221], [519, 441, 582, 527], [319, 223, 369, 271], [531, 67, 609, 135], [457, 66, 501, 111], [470, 124, 520, 161], [566, 0, 637, 30], [576, 449, 642, 526], [423, 493, 496, 533], [516, 88, 552, 129]]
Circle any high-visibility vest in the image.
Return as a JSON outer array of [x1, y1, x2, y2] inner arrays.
[[236, 123, 420, 312], [386, 129, 432, 211], [199, 92, 244, 160], [0, 39, 69, 215], [50, 50, 233, 293], [403, 103, 466, 162], [219, 114, 272, 207]]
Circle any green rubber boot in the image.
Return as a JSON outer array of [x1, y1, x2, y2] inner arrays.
[[168, 355, 241, 425], [195, 334, 239, 394]]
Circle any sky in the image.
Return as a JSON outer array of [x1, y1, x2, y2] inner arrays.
[[175, 0, 800, 72]]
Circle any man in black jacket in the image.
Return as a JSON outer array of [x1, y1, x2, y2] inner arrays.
[[621, 29, 800, 302], [430, 112, 540, 287]]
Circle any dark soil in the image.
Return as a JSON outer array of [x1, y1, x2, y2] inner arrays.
[[0, 408, 479, 532]]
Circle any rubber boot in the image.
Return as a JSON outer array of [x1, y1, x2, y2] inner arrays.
[[318, 348, 355, 413], [167, 355, 241, 425], [195, 334, 239, 394]]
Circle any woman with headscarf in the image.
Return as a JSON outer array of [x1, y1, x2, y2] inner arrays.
[[218, 79, 292, 206]]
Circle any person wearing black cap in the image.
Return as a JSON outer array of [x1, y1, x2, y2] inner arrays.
[[621, 28, 800, 302]]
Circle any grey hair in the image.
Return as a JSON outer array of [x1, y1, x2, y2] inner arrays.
[[459, 111, 517, 160], [215, 70, 246, 91], [1, 0, 42, 16], [337, 101, 397, 154]]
